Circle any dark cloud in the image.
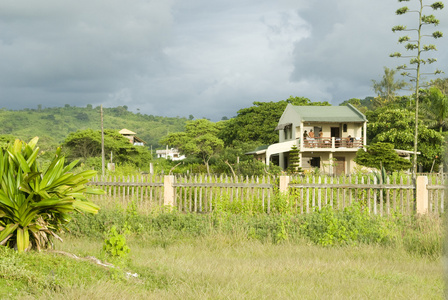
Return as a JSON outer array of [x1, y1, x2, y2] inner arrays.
[[291, 0, 448, 103], [0, 0, 446, 120]]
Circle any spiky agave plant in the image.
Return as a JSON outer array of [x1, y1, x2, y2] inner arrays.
[[0, 137, 103, 252]]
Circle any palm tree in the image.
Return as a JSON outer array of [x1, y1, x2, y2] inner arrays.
[[421, 87, 448, 132], [371, 67, 407, 107]]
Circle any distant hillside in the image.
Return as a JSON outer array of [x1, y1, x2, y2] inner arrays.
[[0, 105, 187, 149]]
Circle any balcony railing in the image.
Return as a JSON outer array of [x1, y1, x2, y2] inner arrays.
[[302, 137, 363, 149]]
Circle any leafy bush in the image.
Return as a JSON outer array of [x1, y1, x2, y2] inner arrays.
[[103, 226, 130, 258], [66, 199, 444, 258], [299, 204, 394, 246], [0, 138, 103, 252]]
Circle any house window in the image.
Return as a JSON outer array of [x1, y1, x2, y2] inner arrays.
[[284, 126, 292, 140], [310, 157, 320, 168], [343, 124, 347, 132]]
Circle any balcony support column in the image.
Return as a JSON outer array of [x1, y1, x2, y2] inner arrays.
[[300, 122, 304, 149], [279, 152, 285, 169], [363, 122, 367, 146]]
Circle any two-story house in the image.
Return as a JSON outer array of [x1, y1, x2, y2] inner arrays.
[[257, 104, 367, 175]]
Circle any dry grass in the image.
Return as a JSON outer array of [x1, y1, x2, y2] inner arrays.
[[40, 234, 444, 300]]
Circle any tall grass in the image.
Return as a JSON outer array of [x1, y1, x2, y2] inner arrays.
[[1, 198, 445, 299], [1, 234, 443, 299], [67, 197, 445, 259]]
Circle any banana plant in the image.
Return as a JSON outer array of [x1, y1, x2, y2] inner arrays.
[[0, 137, 103, 252]]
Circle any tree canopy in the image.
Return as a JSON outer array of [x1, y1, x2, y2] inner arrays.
[[354, 142, 412, 173], [421, 87, 448, 132], [367, 107, 444, 171], [219, 96, 330, 146], [63, 129, 151, 168], [160, 119, 224, 174], [371, 67, 407, 107]]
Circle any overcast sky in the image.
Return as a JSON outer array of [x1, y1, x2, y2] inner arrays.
[[0, 0, 447, 120]]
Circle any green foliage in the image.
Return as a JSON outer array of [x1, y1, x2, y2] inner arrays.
[[160, 119, 224, 173], [0, 243, 144, 298], [430, 77, 448, 95], [391, 0, 445, 174], [367, 107, 444, 171], [0, 105, 187, 150], [420, 87, 448, 132], [65, 198, 444, 259], [371, 67, 407, 106], [354, 142, 412, 172], [300, 204, 393, 246], [287, 145, 302, 174], [211, 141, 281, 176], [63, 129, 152, 168], [103, 226, 130, 259], [339, 96, 375, 113], [401, 215, 443, 259], [219, 96, 330, 146], [0, 134, 15, 148], [0, 138, 103, 252]]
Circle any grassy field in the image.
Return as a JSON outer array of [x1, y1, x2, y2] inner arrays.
[[0, 199, 446, 299], [0, 234, 444, 299]]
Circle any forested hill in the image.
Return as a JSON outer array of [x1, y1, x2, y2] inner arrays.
[[0, 105, 188, 149]]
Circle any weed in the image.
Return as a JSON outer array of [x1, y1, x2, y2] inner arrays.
[[103, 226, 130, 259], [68, 197, 444, 258]]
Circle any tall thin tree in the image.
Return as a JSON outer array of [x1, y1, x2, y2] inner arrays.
[[372, 67, 407, 105], [390, 0, 444, 177]]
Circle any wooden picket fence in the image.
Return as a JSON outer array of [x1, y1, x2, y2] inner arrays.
[[89, 174, 274, 213], [88, 173, 447, 215], [287, 175, 416, 216]]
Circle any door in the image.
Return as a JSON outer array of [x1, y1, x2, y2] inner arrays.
[[334, 157, 345, 175], [310, 157, 321, 168], [331, 127, 341, 147], [331, 127, 340, 138]]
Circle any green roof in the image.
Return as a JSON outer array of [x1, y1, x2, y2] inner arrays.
[[245, 145, 268, 155], [291, 104, 366, 122]]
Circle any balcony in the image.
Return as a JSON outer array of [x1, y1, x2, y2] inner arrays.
[[301, 136, 363, 151]]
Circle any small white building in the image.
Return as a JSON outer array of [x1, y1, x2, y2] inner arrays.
[[156, 148, 186, 161]]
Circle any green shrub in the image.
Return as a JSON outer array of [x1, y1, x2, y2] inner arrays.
[[103, 226, 130, 259], [66, 199, 444, 258], [0, 138, 103, 252], [299, 203, 394, 246]]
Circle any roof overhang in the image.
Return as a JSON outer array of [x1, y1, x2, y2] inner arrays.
[[395, 149, 420, 156], [133, 136, 146, 144], [245, 149, 267, 155], [245, 145, 269, 156], [275, 123, 292, 131]]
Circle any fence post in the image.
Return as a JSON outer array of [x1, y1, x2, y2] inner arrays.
[[164, 175, 175, 206], [279, 175, 290, 194], [416, 176, 428, 215]]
